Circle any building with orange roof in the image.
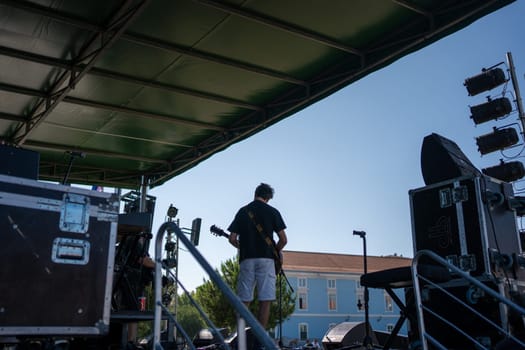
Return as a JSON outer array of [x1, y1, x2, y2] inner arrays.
[[278, 250, 412, 345]]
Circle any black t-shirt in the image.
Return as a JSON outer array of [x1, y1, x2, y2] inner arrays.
[[228, 200, 286, 261]]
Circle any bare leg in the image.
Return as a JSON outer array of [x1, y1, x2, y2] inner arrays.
[[258, 300, 271, 329]]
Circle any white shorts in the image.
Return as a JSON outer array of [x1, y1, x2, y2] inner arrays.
[[237, 258, 276, 302]]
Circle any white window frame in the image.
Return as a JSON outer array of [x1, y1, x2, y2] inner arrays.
[[299, 323, 309, 341], [298, 277, 307, 289], [328, 292, 337, 311], [298, 292, 308, 310], [356, 280, 363, 290], [327, 279, 336, 289], [384, 292, 393, 312]]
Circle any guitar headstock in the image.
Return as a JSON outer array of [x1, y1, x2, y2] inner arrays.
[[210, 225, 229, 238]]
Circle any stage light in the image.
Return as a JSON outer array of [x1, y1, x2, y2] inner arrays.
[[475, 127, 519, 155], [470, 97, 512, 125], [482, 160, 525, 182], [464, 67, 507, 96], [167, 204, 178, 218]]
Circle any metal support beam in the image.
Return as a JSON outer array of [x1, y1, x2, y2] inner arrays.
[[0, 111, 26, 123], [507, 52, 525, 137], [43, 121, 193, 148], [123, 32, 308, 86], [37, 160, 152, 189], [63, 96, 225, 131], [10, 0, 153, 145], [192, 0, 364, 57], [392, 0, 435, 29], [26, 140, 168, 164], [0, 81, 224, 131], [0, 0, 307, 86], [0, 45, 263, 111], [88, 67, 263, 111]]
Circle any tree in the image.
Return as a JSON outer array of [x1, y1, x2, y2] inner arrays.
[[194, 256, 296, 331], [176, 292, 207, 339]]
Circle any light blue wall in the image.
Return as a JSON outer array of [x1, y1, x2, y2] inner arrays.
[[278, 273, 407, 344]]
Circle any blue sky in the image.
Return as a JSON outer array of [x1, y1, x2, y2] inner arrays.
[[149, 1, 525, 292]]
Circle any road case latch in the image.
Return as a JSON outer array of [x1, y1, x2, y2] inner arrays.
[[439, 185, 468, 208], [60, 193, 90, 233]]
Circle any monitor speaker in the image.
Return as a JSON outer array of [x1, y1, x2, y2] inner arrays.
[[0, 144, 39, 180], [421, 133, 480, 185]]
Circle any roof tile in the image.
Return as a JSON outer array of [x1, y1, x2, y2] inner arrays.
[[282, 250, 411, 274]]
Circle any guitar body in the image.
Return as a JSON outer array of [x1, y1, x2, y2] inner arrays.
[[210, 225, 282, 275]]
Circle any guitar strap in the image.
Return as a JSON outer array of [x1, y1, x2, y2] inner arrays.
[[245, 208, 280, 262]]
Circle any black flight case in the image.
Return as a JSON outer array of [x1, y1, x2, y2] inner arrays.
[[0, 174, 119, 336], [409, 175, 523, 278], [409, 175, 525, 348]]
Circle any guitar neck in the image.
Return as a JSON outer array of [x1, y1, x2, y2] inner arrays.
[[210, 225, 230, 239]]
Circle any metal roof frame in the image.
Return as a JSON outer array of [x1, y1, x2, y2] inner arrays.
[[0, 0, 515, 188]]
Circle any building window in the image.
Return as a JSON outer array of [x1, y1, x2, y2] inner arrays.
[[299, 323, 308, 341], [328, 292, 337, 311], [298, 277, 307, 288], [298, 292, 308, 310], [384, 293, 393, 312], [386, 324, 394, 333], [327, 279, 336, 289]]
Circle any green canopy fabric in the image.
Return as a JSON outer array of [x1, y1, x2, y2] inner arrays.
[[0, 0, 515, 188]]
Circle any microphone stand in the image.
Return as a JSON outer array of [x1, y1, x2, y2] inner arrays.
[[278, 269, 293, 347], [353, 230, 373, 349], [278, 274, 283, 348], [62, 151, 85, 185]]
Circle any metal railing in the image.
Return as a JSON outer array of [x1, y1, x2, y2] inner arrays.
[[152, 221, 278, 350], [412, 249, 525, 350]]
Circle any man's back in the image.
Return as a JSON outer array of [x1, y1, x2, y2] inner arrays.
[[228, 199, 285, 261]]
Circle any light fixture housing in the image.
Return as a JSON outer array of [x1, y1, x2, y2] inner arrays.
[[470, 97, 512, 125], [482, 160, 525, 182], [475, 127, 519, 155], [464, 67, 507, 96]]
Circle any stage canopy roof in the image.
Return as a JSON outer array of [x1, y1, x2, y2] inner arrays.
[[0, 0, 515, 189]]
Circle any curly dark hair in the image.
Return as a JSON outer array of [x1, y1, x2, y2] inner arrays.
[[254, 183, 274, 200]]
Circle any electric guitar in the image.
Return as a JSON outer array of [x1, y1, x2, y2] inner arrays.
[[210, 225, 282, 275]]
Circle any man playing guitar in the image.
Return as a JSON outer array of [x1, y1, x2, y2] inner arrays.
[[227, 183, 288, 330]]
